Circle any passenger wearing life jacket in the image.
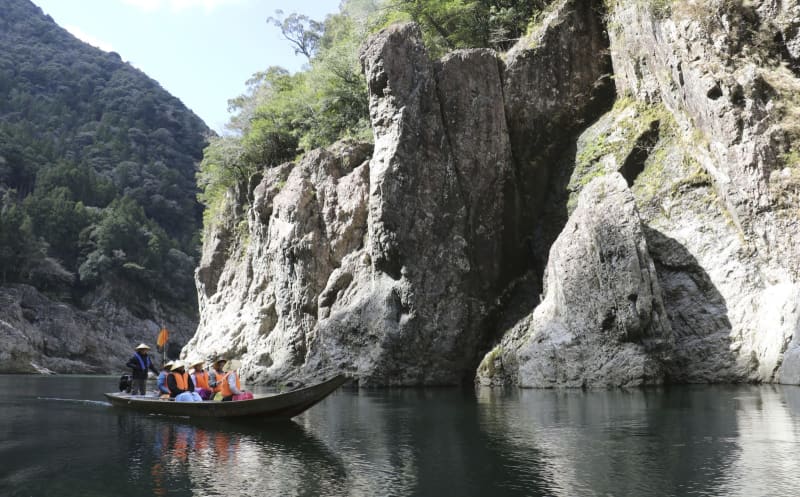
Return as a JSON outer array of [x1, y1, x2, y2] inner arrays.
[[157, 361, 173, 398], [219, 365, 243, 402], [209, 357, 242, 401], [166, 361, 195, 398], [189, 359, 212, 400], [209, 357, 227, 394]]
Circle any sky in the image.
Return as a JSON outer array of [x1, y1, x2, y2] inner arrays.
[[31, 0, 342, 133]]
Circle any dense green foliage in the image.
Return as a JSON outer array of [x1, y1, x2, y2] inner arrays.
[[198, 0, 549, 224], [198, 1, 375, 221], [395, 0, 551, 54], [0, 0, 209, 305]]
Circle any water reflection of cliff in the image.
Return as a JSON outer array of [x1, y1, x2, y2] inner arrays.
[[717, 386, 800, 496], [476, 386, 800, 497], [116, 392, 425, 496], [299, 389, 538, 496], [110, 385, 800, 496]]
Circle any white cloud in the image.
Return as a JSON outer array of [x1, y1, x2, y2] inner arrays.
[[121, 0, 246, 13], [64, 24, 114, 52]]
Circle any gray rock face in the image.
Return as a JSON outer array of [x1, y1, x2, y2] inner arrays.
[[504, 0, 613, 212], [477, 174, 672, 387], [187, 3, 614, 386], [189, 142, 372, 382], [559, 99, 748, 383], [609, 1, 778, 222], [503, 0, 615, 269], [0, 284, 194, 373], [517, 0, 800, 385], [436, 48, 514, 293], [191, 0, 800, 387], [758, 1, 800, 71], [188, 24, 513, 385], [603, 1, 800, 383]]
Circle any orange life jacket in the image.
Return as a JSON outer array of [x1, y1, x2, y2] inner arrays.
[[170, 372, 188, 394], [193, 370, 210, 390], [219, 371, 241, 398], [210, 369, 224, 393]]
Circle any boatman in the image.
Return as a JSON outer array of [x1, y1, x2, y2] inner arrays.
[[125, 343, 159, 395]]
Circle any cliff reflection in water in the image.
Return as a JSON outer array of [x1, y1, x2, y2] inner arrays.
[[297, 388, 544, 496], [91, 385, 800, 497], [2, 376, 799, 497], [476, 385, 800, 496], [119, 389, 556, 497]]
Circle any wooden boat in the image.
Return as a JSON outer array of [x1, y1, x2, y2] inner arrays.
[[104, 374, 348, 419]]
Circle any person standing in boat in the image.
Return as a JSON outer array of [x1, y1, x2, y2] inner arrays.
[[189, 359, 212, 400], [125, 343, 159, 395], [167, 361, 202, 401]]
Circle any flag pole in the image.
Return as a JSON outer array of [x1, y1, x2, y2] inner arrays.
[[157, 324, 169, 365]]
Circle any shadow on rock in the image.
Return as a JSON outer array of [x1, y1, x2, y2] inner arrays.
[[643, 226, 738, 383]]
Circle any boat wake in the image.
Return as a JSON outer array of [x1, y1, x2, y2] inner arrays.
[[36, 397, 111, 407]]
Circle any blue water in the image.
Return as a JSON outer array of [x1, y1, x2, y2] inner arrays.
[[1, 376, 799, 496]]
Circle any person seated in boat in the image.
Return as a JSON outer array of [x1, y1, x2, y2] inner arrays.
[[167, 361, 202, 402], [157, 361, 173, 399], [189, 359, 212, 400], [125, 343, 160, 395], [209, 357, 226, 397], [218, 360, 252, 402], [208, 357, 243, 401]]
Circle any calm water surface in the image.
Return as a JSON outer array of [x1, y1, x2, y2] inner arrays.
[[1, 376, 799, 496]]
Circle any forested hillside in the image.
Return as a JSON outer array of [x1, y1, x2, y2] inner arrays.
[[0, 0, 209, 308]]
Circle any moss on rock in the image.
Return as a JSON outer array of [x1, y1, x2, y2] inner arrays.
[[568, 97, 677, 213]]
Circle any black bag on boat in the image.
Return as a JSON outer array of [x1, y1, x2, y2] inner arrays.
[[118, 374, 132, 393]]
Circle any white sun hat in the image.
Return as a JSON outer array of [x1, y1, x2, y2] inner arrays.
[[169, 361, 186, 371]]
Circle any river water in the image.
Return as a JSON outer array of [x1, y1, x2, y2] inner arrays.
[[1, 376, 799, 497]]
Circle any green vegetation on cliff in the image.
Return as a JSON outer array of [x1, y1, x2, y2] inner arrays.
[[391, 0, 551, 55], [0, 0, 209, 305], [198, 0, 554, 226]]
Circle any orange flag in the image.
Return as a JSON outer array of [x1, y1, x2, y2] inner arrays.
[[156, 328, 169, 348]]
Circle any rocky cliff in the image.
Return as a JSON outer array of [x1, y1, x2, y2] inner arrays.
[[479, 173, 673, 388], [188, 0, 800, 387], [0, 284, 194, 373]]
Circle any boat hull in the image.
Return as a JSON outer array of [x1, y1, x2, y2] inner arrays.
[[104, 375, 348, 419]]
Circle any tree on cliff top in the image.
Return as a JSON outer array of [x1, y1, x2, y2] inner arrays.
[[197, 0, 553, 228], [395, 0, 552, 53]]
